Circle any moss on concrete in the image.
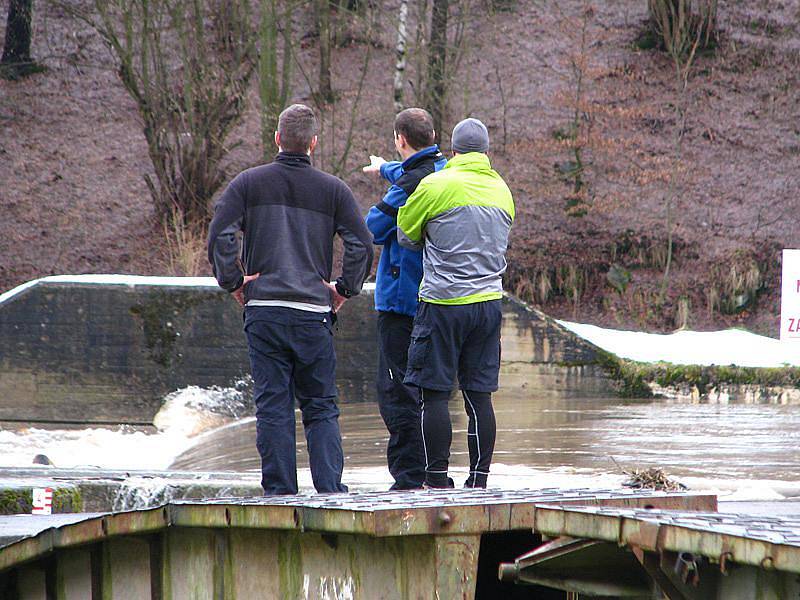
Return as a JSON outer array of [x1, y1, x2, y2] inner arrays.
[[278, 533, 303, 598], [631, 362, 800, 395], [53, 487, 83, 513], [593, 350, 800, 398], [129, 289, 214, 368], [0, 489, 33, 515], [592, 350, 653, 398], [0, 486, 82, 515]]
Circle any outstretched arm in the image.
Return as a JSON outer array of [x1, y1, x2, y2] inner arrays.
[[379, 161, 404, 184], [362, 154, 404, 184], [366, 184, 407, 245]]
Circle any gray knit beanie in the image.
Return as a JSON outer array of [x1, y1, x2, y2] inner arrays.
[[451, 118, 489, 154]]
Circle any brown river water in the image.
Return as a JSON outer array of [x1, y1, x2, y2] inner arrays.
[[170, 394, 800, 498]]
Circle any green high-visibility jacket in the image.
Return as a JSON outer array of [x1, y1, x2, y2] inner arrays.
[[397, 152, 515, 305]]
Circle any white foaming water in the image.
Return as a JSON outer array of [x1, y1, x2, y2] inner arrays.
[[112, 478, 180, 511], [678, 477, 800, 501], [325, 464, 626, 493], [0, 383, 250, 470], [0, 426, 188, 470], [153, 382, 251, 438]]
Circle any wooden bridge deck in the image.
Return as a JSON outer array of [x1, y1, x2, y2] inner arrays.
[[0, 487, 715, 599]]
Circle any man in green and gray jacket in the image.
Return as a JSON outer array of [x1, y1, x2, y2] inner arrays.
[[398, 117, 514, 489]]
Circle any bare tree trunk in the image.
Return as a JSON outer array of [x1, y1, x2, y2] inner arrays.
[[1, 0, 36, 79], [64, 0, 257, 229], [393, 0, 409, 111], [569, 2, 592, 195], [260, 0, 293, 159], [648, 0, 679, 32], [427, 0, 448, 139], [652, 0, 705, 296], [330, 6, 375, 175], [412, 0, 428, 105], [494, 64, 507, 153], [316, 0, 334, 103], [287, 0, 375, 174]]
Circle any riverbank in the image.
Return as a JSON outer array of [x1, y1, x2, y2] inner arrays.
[[554, 317, 800, 399]]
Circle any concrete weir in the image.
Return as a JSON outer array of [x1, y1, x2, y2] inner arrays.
[[0, 488, 715, 599], [0, 275, 613, 425]]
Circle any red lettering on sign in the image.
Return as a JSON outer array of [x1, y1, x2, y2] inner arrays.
[[797, 280, 800, 293], [790, 318, 798, 333]]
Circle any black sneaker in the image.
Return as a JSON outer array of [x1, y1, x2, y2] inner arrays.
[[388, 482, 424, 492], [464, 474, 488, 488], [423, 477, 455, 489]]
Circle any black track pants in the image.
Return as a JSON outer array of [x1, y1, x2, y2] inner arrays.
[[462, 390, 495, 488], [420, 388, 496, 488], [376, 311, 425, 490]]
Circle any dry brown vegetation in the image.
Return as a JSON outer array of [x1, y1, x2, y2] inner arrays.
[[0, 0, 798, 333]]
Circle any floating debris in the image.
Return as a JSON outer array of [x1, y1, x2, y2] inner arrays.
[[610, 457, 687, 491]]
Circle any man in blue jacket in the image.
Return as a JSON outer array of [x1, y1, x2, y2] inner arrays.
[[364, 108, 446, 490]]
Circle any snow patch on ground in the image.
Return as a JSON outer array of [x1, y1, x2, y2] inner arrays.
[[558, 321, 800, 368], [0, 274, 217, 305]]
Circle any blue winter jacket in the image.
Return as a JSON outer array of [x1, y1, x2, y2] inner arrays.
[[366, 145, 446, 316]]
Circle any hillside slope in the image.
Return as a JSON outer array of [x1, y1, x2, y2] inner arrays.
[[1, 0, 798, 334]]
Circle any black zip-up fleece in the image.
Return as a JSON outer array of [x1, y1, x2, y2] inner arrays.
[[207, 152, 373, 305]]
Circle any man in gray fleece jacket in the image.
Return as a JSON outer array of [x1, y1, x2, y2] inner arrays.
[[208, 104, 373, 495]]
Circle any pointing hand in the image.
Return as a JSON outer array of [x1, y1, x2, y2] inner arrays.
[[362, 155, 386, 174]]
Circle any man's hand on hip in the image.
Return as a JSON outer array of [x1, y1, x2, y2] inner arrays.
[[362, 155, 386, 174], [323, 280, 348, 313], [233, 273, 260, 307]]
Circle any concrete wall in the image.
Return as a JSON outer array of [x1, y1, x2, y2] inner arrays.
[[0, 277, 612, 425]]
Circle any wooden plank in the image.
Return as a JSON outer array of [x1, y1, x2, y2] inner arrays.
[[433, 534, 480, 600]]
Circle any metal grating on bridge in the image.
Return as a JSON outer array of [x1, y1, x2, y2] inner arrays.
[[535, 504, 800, 549], [172, 486, 716, 510]]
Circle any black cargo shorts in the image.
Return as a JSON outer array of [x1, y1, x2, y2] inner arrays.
[[403, 299, 502, 392]]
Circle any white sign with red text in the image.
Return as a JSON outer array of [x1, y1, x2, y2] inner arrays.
[[781, 249, 800, 341], [32, 487, 53, 515]]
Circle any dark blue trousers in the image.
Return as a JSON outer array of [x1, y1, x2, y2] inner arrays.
[[376, 311, 425, 490], [244, 306, 348, 495]]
